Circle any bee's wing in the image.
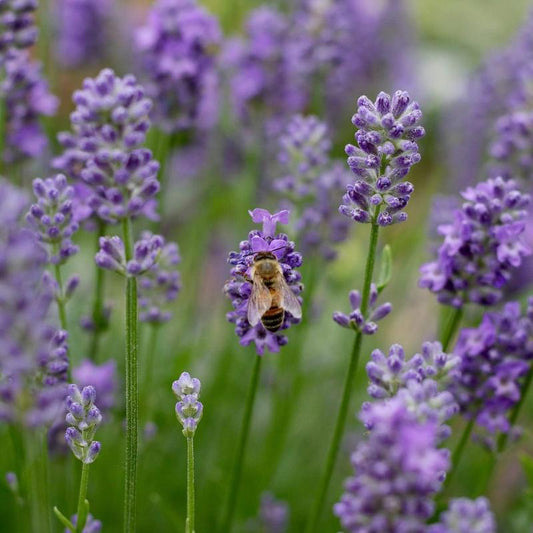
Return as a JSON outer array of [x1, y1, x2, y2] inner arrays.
[[247, 272, 273, 326], [277, 275, 302, 319]]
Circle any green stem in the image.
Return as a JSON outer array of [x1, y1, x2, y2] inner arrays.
[[442, 418, 475, 493], [441, 306, 464, 352], [88, 221, 107, 360], [221, 354, 263, 533], [306, 221, 380, 533], [75, 463, 90, 533], [186, 436, 195, 533], [54, 262, 68, 331], [122, 218, 138, 533]]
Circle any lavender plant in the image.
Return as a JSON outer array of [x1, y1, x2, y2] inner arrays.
[[307, 89, 425, 533], [0, 0, 38, 62], [172, 372, 203, 533], [53, 384, 102, 533]]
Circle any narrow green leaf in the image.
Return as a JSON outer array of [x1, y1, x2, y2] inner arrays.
[[520, 453, 533, 489], [53, 506, 75, 532], [376, 245, 392, 293]]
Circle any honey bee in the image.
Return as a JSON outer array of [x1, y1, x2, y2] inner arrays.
[[248, 251, 302, 332]]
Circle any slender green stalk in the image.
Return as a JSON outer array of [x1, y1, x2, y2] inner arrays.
[[221, 354, 263, 533], [122, 217, 139, 533], [75, 463, 90, 533], [306, 221, 380, 533], [54, 262, 68, 331], [186, 436, 195, 533], [88, 221, 108, 360], [441, 306, 464, 352], [442, 417, 475, 493]]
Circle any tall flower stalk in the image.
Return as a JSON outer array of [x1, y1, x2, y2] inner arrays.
[[307, 90, 425, 532], [172, 372, 203, 533]]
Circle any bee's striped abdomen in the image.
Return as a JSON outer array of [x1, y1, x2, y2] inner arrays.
[[261, 306, 285, 332]]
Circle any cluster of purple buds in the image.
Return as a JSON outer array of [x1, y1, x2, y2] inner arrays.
[[429, 497, 496, 533], [333, 284, 392, 334], [172, 372, 202, 437], [53, 69, 159, 224], [224, 209, 303, 356], [27, 175, 79, 265], [366, 342, 460, 399], [95, 233, 163, 277], [0, 180, 69, 427], [451, 299, 533, 442], [489, 109, 533, 184], [0, 0, 38, 61], [65, 384, 102, 463], [1, 50, 58, 163], [258, 492, 289, 533], [135, 0, 221, 133], [365, 342, 459, 442], [419, 177, 531, 307], [340, 90, 425, 226], [138, 233, 181, 324], [274, 115, 351, 260], [334, 396, 449, 532], [53, 0, 111, 68]]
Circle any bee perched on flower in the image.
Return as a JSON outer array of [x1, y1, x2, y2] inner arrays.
[[224, 208, 303, 355]]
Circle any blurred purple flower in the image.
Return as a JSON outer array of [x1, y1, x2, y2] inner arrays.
[[258, 492, 289, 533], [451, 299, 533, 444], [334, 396, 449, 532], [224, 208, 303, 355], [274, 115, 351, 260], [333, 284, 392, 335], [1, 50, 58, 163], [0, 179, 69, 427], [138, 232, 181, 324], [429, 497, 496, 533], [0, 0, 38, 61], [53, 0, 111, 68], [135, 0, 221, 133], [53, 68, 159, 224], [419, 177, 531, 307], [340, 90, 425, 226], [67, 514, 102, 533], [73, 359, 116, 411]]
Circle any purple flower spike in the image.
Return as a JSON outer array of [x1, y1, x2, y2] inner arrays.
[[172, 372, 202, 437], [274, 115, 352, 260], [224, 209, 303, 355], [53, 68, 159, 224], [419, 177, 531, 308], [135, 0, 221, 133], [429, 497, 496, 533], [340, 90, 424, 226], [258, 492, 289, 533], [65, 384, 102, 463], [2, 50, 58, 163], [334, 396, 449, 532], [54, 0, 111, 68], [138, 232, 181, 323], [27, 174, 79, 265], [450, 299, 533, 447], [333, 284, 391, 335], [0, 0, 38, 60]]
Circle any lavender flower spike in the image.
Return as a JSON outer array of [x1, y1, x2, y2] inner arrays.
[[65, 384, 102, 463], [340, 90, 425, 226], [224, 208, 303, 355], [172, 372, 202, 437], [0, 0, 38, 60], [68, 513, 102, 532], [419, 177, 531, 307], [333, 284, 391, 335], [429, 497, 496, 533], [53, 68, 159, 223], [334, 396, 449, 532], [27, 175, 79, 265]]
